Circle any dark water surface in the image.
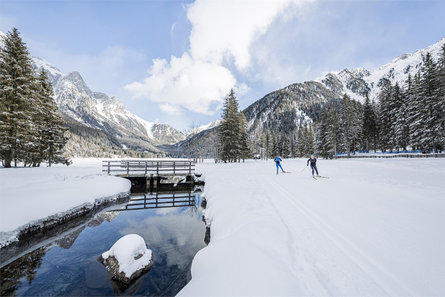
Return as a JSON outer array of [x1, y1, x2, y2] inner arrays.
[[1, 189, 206, 296]]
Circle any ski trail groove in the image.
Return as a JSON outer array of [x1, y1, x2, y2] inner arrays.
[[274, 178, 415, 296]]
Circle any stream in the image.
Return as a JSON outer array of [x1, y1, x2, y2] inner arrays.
[[0, 187, 207, 296]]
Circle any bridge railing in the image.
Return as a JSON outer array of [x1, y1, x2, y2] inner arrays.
[[102, 159, 195, 176]]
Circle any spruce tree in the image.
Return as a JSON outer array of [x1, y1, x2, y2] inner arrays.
[[327, 106, 341, 157], [264, 129, 272, 159], [0, 28, 36, 167], [340, 94, 360, 156], [238, 111, 251, 161], [219, 89, 249, 162], [296, 123, 304, 157], [316, 108, 331, 158], [431, 46, 445, 151], [436, 44, 445, 150], [362, 95, 377, 152], [303, 123, 314, 157], [377, 82, 393, 151], [393, 83, 409, 151], [36, 69, 69, 166], [418, 52, 438, 150], [407, 72, 424, 149]]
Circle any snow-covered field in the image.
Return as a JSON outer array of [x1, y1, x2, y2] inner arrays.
[[180, 158, 445, 296], [0, 158, 131, 247]]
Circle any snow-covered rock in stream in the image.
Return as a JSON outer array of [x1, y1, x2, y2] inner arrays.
[[99, 234, 153, 285]]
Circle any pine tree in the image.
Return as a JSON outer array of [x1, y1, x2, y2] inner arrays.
[[362, 94, 378, 152], [407, 72, 424, 149], [303, 123, 314, 157], [377, 82, 393, 151], [35, 69, 69, 166], [264, 129, 272, 159], [219, 89, 249, 162], [393, 82, 409, 151], [418, 52, 438, 151], [0, 28, 36, 167], [238, 111, 251, 161], [281, 133, 290, 157], [289, 131, 296, 158], [326, 106, 341, 157], [436, 44, 445, 151], [340, 94, 361, 156], [296, 123, 304, 157], [315, 108, 330, 158]]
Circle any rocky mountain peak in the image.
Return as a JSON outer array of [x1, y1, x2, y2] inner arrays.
[[92, 92, 109, 102], [61, 71, 92, 96]]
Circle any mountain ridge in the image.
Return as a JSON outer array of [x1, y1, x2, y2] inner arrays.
[[174, 37, 444, 157]]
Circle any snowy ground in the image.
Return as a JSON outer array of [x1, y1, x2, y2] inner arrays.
[[0, 158, 131, 247], [180, 158, 445, 296]]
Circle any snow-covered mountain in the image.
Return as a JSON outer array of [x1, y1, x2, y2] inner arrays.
[[245, 38, 445, 135], [318, 38, 445, 103], [186, 120, 222, 139], [34, 60, 185, 149], [177, 38, 444, 157], [1, 31, 186, 153]]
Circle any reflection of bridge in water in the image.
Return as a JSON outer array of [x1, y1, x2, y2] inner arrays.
[[117, 190, 200, 211]]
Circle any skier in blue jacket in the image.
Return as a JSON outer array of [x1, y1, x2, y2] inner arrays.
[[274, 155, 285, 175]]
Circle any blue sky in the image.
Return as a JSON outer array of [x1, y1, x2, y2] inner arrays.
[[0, 0, 444, 131]]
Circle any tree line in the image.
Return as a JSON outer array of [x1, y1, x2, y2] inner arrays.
[[315, 46, 444, 158], [219, 45, 444, 160], [0, 28, 69, 167]]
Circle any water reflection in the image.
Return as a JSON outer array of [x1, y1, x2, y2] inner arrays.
[[0, 188, 206, 296], [118, 191, 196, 211], [121, 207, 204, 271]]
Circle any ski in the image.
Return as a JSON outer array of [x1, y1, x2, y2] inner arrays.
[[312, 176, 317, 180], [316, 175, 329, 179]]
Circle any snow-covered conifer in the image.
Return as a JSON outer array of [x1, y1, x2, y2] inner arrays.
[[0, 28, 36, 167]]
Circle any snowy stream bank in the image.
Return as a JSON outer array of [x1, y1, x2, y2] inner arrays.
[[0, 159, 131, 248], [180, 158, 445, 296]]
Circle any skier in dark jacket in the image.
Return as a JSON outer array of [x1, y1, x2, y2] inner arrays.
[[307, 155, 319, 176], [274, 155, 285, 175]]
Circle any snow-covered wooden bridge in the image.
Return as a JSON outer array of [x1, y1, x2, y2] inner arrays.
[[102, 159, 195, 177], [102, 159, 201, 192]]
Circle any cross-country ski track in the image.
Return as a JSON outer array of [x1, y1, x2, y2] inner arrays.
[[179, 158, 445, 296]]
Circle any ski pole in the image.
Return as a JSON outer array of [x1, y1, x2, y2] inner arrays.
[[300, 165, 307, 172]]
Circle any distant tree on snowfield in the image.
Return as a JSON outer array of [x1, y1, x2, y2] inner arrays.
[[219, 89, 251, 162]]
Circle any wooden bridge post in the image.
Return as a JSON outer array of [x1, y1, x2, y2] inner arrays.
[[173, 161, 176, 175], [156, 162, 159, 176], [107, 161, 110, 175], [126, 161, 129, 176], [149, 174, 154, 194], [144, 161, 147, 176]]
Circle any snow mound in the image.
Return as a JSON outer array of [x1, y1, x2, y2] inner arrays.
[[101, 234, 153, 280]]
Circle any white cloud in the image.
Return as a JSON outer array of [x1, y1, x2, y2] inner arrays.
[[125, 0, 314, 115], [125, 53, 236, 115], [159, 103, 181, 115], [187, 0, 310, 71]]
